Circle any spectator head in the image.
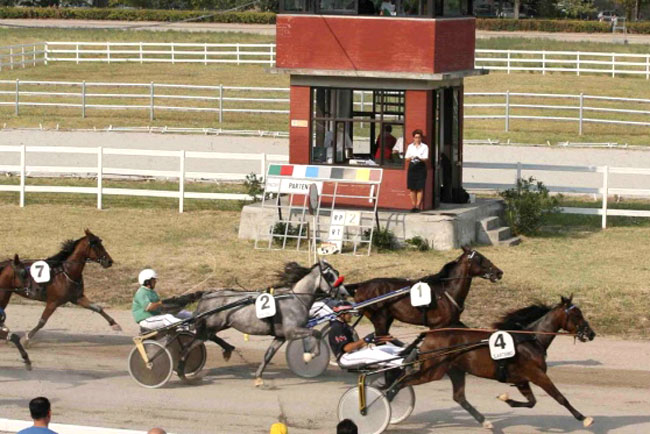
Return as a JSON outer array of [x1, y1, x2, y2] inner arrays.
[[384, 125, 392, 133], [337, 419, 358, 434], [269, 422, 288, 434], [147, 429, 167, 434], [412, 129, 423, 139], [29, 397, 51, 423]]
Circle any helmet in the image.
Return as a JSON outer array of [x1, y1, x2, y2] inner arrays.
[[138, 269, 158, 286]]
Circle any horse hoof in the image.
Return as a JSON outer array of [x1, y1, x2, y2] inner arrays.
[[303, 352, 313, 363], [583, 417, 594, 427], [25, 363, 32, 371], [223, 349, 233, 362], [497, 393, 509, 402], [254, 377, 264, 387], [111, 323, 122, 332], [482, 421, 493, 430], [21, 336, 31, 348]]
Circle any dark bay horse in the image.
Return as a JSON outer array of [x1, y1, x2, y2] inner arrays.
[[194, 260, 348, 386], [406, 296, 596, 429], [0, 229, 121, 345], [0, 254, 32, 369], [346, 246, 503, 335]]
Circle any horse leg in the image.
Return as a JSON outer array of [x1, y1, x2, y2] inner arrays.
[[208, 333, 235, 361], [529, 370, 593, 427], [498, 382, 537, 408], [0, 289, 12, 309], [254, 337, 285, 387], [74, 296, 122, 331], [8, 333, 32, 370], [448, 367, 491, 428]]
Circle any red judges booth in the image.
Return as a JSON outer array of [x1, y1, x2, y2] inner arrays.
[[274, 0, 484, 210]]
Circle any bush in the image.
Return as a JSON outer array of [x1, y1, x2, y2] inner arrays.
[[244, 172, 264, 201], [500, 176, 561, 235], [405, 236, 430, 251], [477, 18, 650, 34], [363, 227, 401, 251]]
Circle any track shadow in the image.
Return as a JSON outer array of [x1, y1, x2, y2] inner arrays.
[[547, 359, 603, 368], [14, 329, 132, 347], [0, 365, 126, 388]]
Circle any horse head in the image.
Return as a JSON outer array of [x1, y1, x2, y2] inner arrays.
[[316, 259, 349, 299], [0, 254, 28, 290], [558, 295, 595, 342], [83, 229, 113, 268], [461, 246, 503, 282]]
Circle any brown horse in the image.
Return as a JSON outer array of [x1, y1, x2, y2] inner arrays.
[[346, 246, 503, 335], [0, 254, 32, 369], [0, 229, 122, 345], [405, 296, 596, 429]]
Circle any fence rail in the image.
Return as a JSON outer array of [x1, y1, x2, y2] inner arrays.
[[0, 145, 288, 213], [0, 42, 47, 71], [1, 80, 648, 132]]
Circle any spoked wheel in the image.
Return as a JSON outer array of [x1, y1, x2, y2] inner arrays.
[[338, 385, 391, 434], [370, 375, 416, 424], [286, 336, 330, 378], [168, 332, 207, 378], [128, 340, 174, 389]]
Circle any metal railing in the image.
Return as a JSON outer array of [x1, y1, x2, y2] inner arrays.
[[0, 42, 47, 71], [0, 145, 288, 213], [475, 49, 650, 79]]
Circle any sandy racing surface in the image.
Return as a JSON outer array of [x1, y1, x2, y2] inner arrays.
[[1, 304, 649, 433]]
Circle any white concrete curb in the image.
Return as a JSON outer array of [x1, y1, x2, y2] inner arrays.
[[0, 418, 171, 434]]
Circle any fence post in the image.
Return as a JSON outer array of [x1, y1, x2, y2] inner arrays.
[[18, 144, 26, 207], [179, 150, 185, 213], [506, 51, 511, 74], [139, 42, 143, 64], [15, 79, 19, 116], [515, 161, 522, 185], [9, 48, 13, 70], [504, 91, 510, 132], [646, 55, 649, 80], [107, 42, 111, 64], [204, 44, 208, 66], [542, 51, 546, 75], [81, 81, 86, 118], [219, 84, 223, 123], [578, 93, 584, 135], [97, 146, 103, 210], [260, 152, 267, 177], [21, 46, 25, 69], [236, 43, 240, 66], [269, 44, 274, 65], [32, 43, 36, 67], [171, 43, 175, 65], [76, 43, 79, 65], [611, 54, 615, 78], [576, 51, 580, 76], [150, 82, 155, 121], [601, 165, 609, 229], [44, 42, 48, 66]]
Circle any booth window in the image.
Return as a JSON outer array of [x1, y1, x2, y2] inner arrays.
[[311, 88, 405, 168], [279, 0, 471, 17]]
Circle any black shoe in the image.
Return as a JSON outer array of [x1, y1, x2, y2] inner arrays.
[[410, 208, 418, 213]]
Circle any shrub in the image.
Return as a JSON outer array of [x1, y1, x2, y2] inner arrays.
[[405, 236, 430, 251], [244, 172, 264, 201], [476, 18, 650, 34], [363, 227, 401, 251], [500, 176, 561, 235]]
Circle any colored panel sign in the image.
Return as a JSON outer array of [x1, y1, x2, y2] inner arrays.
[[280, 165, 294, 176], [331, 168, 344, 179], [305, 166, 319, 178], [355, 169, 370, 182], [268, 164, 282, 176], [266, 178, 323, 195]]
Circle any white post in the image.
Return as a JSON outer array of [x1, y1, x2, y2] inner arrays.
[[150, 82, 155, 121], [576, 52, 580, 76], [611, 54, 615, 78], [32, 43, 36, 67], [76, 43, 79, 65], [578, 93, 584, 135], [179, 150, 185, 213], [9, 48, 13, 70], [19, 145, 26, 207], [219, 84, 223, 123], [81, 81, 86, 118], [515, 161, 522, 185], [269, 44, 274, 65], [236, 43, 240, 66], [646, 55, 649, 80], [15, 79, 19, 116], [204, 44, 208, 66], [506, 51, 511, 74], [21, 46, 25, 69], [107, 42, 111, 64], [139, 42, 143, 64], [260, 152, 267, 177], [171, 43, 175, 65], [504, 91, 510, 132], [44, 42, 48, 66], [601, 165, 609, 229], [97, 146, 103, 210], [542, 51, 546, 75]]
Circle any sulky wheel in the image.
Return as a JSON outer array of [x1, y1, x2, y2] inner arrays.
[[167, 332, 207, 378], [338, 385, 391, 434], [128, 340, 174, 389], [286, 336, 330, 378], [370, 375, 416, 424]]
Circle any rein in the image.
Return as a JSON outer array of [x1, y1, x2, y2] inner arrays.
[[421, 327, 576, 338]]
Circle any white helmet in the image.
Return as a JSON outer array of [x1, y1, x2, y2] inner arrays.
[[138, 269, 158, 285]]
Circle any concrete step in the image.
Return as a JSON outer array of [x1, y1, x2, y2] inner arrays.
[[500, 236, 522, 247], [480, 216, 501, 231]]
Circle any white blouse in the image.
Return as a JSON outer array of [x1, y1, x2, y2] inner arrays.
[[405, 143, 429, 161]]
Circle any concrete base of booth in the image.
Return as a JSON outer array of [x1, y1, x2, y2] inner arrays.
[[239, 198, 513, 251]]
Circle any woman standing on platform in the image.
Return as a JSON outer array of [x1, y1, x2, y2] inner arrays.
[[405, 129, 429, 213]]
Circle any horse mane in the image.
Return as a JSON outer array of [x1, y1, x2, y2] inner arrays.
[[419, 259, 457, 284], [274, 262, 314, 288], [46, 238, 81, 265], [492, 303, 552, 330]]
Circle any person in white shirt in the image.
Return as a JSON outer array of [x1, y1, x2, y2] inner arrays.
[[404, 129, 429, 212], [380, 0, 396, 15]]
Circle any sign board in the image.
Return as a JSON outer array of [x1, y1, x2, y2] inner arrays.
[[489, 331, 516, 360], [266, 178, 323, 195], [30, 260, 51, 284], [410, 282, 432, 307], [290, 119, 309, 128], [255, 293, 277, 319]]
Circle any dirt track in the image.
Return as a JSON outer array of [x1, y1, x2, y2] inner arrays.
[[1, 303, 649, 434]]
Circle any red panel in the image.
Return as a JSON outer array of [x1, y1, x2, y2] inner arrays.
[[277, 15, 474, 74], [280, 165, 294, 176], [289, 85, 311, 165]]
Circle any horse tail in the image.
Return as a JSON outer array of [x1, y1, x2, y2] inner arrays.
[[162, 291, 205, 309]]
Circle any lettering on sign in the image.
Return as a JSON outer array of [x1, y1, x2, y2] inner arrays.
[[331, 211, 346, 226], [255, 293, 277, 319], [489, 331, 516, 360], [30, 260, 51, 284], [345, 211, 361, 226], [410, 282, 432, 307], [266, 178, 323, 195]]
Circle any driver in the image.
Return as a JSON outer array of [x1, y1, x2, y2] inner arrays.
[[328, 302, 404, 368], [132, 269, 192, 330]]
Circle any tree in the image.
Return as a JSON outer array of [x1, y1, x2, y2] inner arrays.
[[555, 0, 596, 18]]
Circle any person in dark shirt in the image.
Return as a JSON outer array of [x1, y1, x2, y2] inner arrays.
[[328, 302, 404, 368]]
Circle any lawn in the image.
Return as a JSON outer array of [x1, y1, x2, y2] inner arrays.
[[0, 186, 648, 338]]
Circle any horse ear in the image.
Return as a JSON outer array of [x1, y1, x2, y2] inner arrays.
[[560, 295, 568, 304], [84, 228, 91, 236], [569, 293, 574, 303], [13, 254, 20, 264], [461, 245, 470, 253]]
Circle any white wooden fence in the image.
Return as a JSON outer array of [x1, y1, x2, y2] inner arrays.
[[464, 161, 650, 228], [0, 145, 288, 213], [0, 42, 47, 71], [1, 80, 649, 132]]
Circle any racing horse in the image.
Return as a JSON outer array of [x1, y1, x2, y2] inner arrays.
[[0, 254, 32, 369], [405, 296, 596, 429], [192, 260, 348, 386], [0, 229, 121, 345], [346, 246, 503, 336]]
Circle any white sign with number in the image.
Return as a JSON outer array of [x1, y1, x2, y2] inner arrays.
[[255, 293, 277, 319], [489, 331, 516, 360], [410, 282, 432, 307], [331, 210, 346, 226], [328, 225, 344, 241], [30, 260, 51, 284], [345, 211, 361, 226]]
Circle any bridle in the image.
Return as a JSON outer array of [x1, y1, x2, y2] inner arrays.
[[563, 304, 589, 341]]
